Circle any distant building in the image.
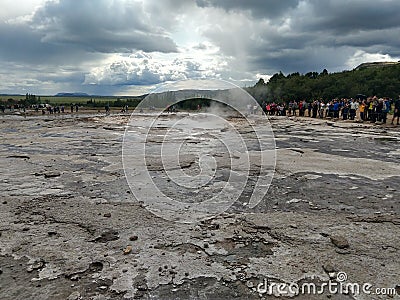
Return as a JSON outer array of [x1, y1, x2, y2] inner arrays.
[[355, 61, 400, 70]]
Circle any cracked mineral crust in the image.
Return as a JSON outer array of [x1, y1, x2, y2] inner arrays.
[[0, 113, 399, 300]]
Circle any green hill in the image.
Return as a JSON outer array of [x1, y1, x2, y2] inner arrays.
[[247, 64, 400, 102]]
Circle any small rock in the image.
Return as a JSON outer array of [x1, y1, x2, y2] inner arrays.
[[323, 265, 337, 278], [203, 243, 209, 248], [0, 268, 3, 275], [2, 201, 7, 204], [246, 281, 254, 288], [184, 272, 189, 277], [123, 245, 132, 255], [27, 259, 45, 273], [103, 213, 111, 218], [323, 264, 336, 273], [129, 235, 138, 241], [330, 235, 349, 249], [22, 227, 30, 232]]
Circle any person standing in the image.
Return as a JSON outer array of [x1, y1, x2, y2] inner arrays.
[[382, 98, 390, 124], [292, 101, 298, 116], [342, 102, 349, 120], [359, 101, 366, 121], [349, 99, 358, 120], [333, 100, 340, 118], [312, 100, 318, 118], [376, 99, 384, 122], [299, 101, 303, 116], [391, 96, 400, 125], [319, 101, 325, 118], [288, 101, 293, 116]]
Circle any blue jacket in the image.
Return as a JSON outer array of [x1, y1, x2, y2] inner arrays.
[[333, 103, 340, 111]]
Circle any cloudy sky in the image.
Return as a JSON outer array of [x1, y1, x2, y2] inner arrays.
[[1, 0, 400, 95]]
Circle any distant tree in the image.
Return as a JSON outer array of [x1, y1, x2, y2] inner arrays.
[[255, 78, 266, 87], [320, 69, 329, 76]]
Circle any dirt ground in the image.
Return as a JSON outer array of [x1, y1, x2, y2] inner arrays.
[[0, 111, 399, 300]]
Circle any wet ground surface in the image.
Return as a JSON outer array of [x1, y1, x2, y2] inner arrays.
[[0, 113, 399, 299]]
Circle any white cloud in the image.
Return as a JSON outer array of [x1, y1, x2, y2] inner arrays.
[[83, 50, 228, 86], [0, 0, 44, 21], [346, 50, 400, 69]]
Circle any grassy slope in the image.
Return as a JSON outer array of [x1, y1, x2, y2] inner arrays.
[[0, 95, 118, 105]]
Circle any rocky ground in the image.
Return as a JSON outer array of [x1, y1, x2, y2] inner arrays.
[[0, 112, 399, 300]]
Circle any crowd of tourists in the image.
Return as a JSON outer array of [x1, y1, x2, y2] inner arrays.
[[261, 96, 400, 125]]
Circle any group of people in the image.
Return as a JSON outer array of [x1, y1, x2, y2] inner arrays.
[[40, 104, 79, 114], [261, 96, 400, 125]]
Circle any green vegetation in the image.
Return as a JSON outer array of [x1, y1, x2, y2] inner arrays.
[[0, 94, 145, 108], [176, 98, 211, 110], [40, 96, 114, 105], [246, 65, 400, 103]]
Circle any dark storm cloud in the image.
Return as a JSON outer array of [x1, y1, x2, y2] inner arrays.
[[249, 47, 354, 74], [0, 22, 98, 65], [31, 0, 177, 53], [304, 0, 400, 34], [195, 0, 300, 19], [0, 0, 178, 67], [200, 0, 400, 75]]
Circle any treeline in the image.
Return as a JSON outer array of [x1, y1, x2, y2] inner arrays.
[[85, 97, 144, 108], [246, 64, 400, 103]]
